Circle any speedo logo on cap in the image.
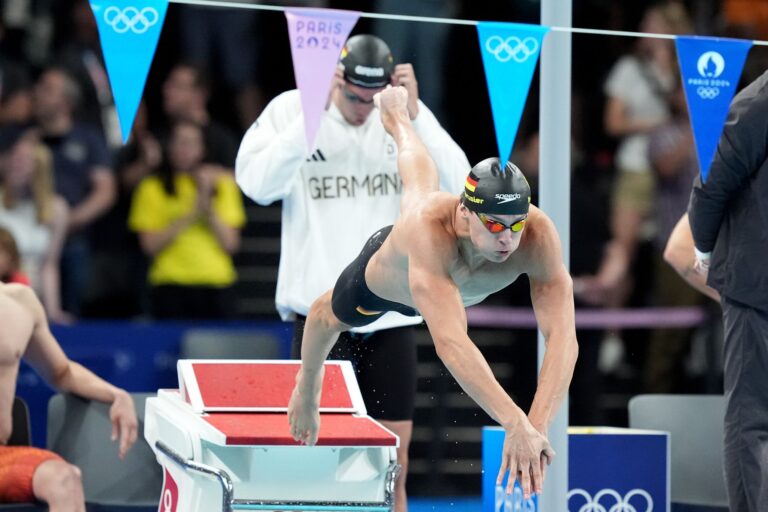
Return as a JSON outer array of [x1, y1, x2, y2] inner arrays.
[[495, 193, 521, 204], [355, 65, 385, 77]]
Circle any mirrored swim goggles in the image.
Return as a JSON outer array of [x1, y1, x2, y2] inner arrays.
[[476, 212, 527, 233]]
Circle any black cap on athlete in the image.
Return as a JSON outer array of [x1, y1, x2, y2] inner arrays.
[[339, 34, 394, 88], [461, 158, 531, 216]]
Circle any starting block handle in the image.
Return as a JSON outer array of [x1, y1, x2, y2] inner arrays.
[[156, 440, 235, 512]]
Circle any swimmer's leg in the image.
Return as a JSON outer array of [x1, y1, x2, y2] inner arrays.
[[33, 458, 85, 512], [288, 289, 350, 445]]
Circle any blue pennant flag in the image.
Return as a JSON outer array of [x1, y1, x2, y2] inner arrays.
[[90, 0, 168, 143], [477, 22, 549, 165], [676, 36, 752, 182]]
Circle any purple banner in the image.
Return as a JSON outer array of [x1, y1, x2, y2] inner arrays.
[[285, 8, 360, 152]]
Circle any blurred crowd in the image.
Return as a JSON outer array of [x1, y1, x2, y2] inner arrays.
[[1, 0, 767, 416]]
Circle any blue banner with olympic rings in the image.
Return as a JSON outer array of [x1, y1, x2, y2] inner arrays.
[[676, 36, 752, 182], [477, 22, 549, 166], [90, 0, 168, 143]]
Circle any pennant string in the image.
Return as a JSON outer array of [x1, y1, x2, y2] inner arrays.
[[168, 0, 768, 46]]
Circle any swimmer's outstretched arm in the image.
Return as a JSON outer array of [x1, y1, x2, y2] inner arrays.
[[374, 87, 439, 213], [523, 213, 578, 435], [404, 225, 552, 500]]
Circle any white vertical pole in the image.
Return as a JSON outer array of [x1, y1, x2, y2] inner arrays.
[[538, 0, 571, 511]]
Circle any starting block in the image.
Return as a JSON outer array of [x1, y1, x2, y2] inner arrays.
[[144, 360, 400, 511]]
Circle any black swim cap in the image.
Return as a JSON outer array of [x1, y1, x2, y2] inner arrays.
[[461, 158, 531, 216], [339, 35, 394, 88]]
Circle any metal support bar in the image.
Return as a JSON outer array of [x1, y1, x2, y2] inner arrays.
[[155, 440, 235, 512], [384, 462, 402, 507], [539, 0, 572, 510]]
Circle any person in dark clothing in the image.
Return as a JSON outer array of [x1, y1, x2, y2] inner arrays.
[[688, 70, 768, 512], [33, 67, 116, 316]]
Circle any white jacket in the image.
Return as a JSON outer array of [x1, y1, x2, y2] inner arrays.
[[236, 89, 469, 332]]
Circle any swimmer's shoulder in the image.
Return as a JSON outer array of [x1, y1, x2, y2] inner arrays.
[[418, 192, 459, 220], [0, 283, 42, 317], [517, 205, 562, 263], [393, 193, 458, 243]]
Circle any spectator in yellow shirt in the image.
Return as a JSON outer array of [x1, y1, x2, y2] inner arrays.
[[128, 120, 245, 319]]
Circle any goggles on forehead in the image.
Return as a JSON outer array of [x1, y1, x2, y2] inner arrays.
[[476, 212, 527, 233]]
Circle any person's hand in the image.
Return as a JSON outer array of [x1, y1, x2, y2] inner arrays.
[[194, 166, 217, 215], [391, 63, 419, 120], [109, 390, 138, 459], [497, 414, 555, 500], [694, 247, 711, 276], [326, 66, 345, 110], [572, 241, 632, 306], [287, 368, 324, 446], [373, 86, 410, 134]]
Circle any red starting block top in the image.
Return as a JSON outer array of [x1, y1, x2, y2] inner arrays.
[[203, 413, 397, 446], [178, 360, 366, 414]]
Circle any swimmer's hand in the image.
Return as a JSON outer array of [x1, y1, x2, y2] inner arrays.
[[373, 86, 410, 134], [497, 413, 555, 501], [288, 368, 324, 446]]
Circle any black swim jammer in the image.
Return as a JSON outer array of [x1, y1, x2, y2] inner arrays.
[[331, 225, 419, 327]]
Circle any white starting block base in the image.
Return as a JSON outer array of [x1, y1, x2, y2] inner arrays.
[[145, 360, 400, 512]]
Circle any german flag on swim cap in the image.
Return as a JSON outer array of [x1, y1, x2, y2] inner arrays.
[[461, 157, 531, 216], [465, 172, 478, 193]]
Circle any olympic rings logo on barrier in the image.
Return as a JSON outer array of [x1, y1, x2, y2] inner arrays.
[[567, 488, 653, 512], [485, 36, 539, 63], [104, 6, 159, 34], [697, 86, 720, 100]]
